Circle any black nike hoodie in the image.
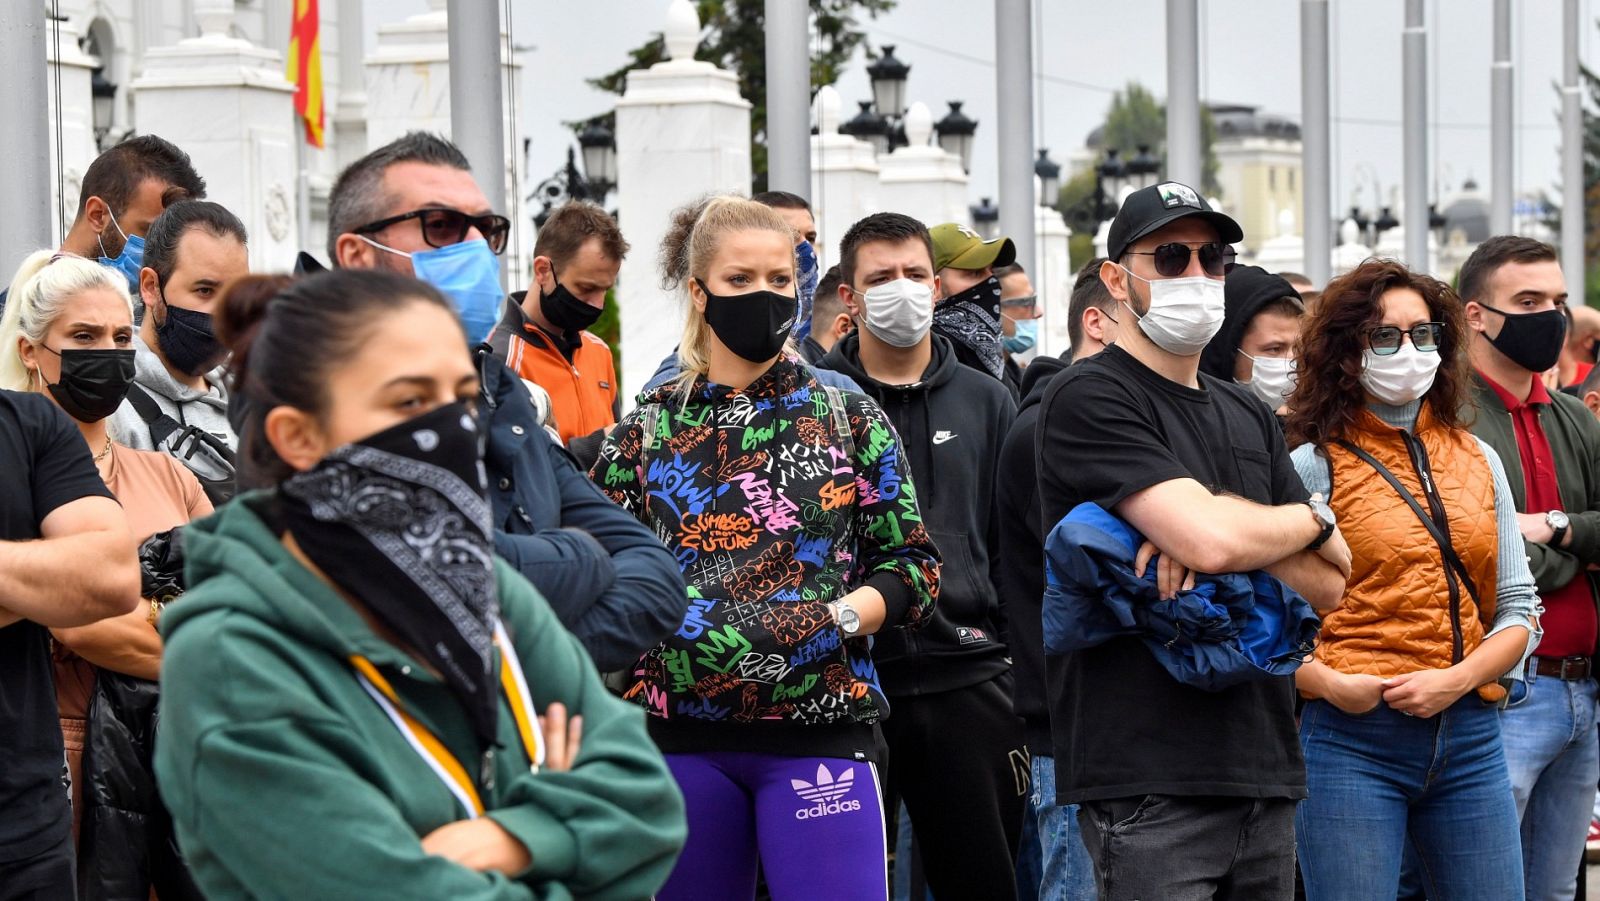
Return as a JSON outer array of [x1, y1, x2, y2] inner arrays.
[[995, 352, 1074, 754], [821, 332, 1018, 695]]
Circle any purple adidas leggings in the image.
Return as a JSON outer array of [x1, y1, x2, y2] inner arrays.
[[658, 751, 888, 901]]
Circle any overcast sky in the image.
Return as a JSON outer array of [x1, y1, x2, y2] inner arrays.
[[366, 0, 1588, 230]]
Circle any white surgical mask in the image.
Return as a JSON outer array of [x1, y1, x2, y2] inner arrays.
[[1237, 352, 1297, 409], [1120, 268, 1225, 356], [857, 278, 934, 347], [1360, 343, 1440, 406]]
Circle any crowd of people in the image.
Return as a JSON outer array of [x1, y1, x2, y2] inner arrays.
[[1, 129, 1597, 901]]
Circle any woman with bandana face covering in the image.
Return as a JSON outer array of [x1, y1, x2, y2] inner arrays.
[[1284, 260, 1539, 900], [152, 269, 686, 900], [107, 200, 248, 505], [0, 250, 212, 897], [590, 197, 940, 901]]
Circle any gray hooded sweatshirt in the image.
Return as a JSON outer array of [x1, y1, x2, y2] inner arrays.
[[108, 332, 236, 484]]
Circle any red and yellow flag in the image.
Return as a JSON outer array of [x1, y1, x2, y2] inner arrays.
[[287, 0, 324, 148]]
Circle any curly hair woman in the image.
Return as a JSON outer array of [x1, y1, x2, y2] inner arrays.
[[1284, 259, 1540, 900]]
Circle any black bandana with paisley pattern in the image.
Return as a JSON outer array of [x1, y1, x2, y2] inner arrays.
[[932, 275, 1006, 379]]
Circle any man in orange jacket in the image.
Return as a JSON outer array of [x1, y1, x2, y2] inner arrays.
[[489, 202, 626, 467]]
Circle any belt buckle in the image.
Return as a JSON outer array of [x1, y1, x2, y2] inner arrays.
[[1560, 656, 1590, 681]]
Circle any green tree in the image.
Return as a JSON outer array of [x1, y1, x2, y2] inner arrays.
[[1056, 81, 1222, 232], [587, 0, 895, 193]]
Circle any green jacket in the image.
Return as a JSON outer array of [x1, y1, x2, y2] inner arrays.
[[1468, 375, 1600, 654], [154, 493, 686, 900]]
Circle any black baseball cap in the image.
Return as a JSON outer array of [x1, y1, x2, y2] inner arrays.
[[1107, 181, 1243, 262]]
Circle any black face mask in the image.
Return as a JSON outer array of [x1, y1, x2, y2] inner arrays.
[[278, 401, 500, 747], [40, 346, 136, 423], [1481, 305, 1568, 374], [538, 269, 604, 333], [932, 275, 1005, 379], [696, 278, 797, 364], [155, 298, 227, 376]]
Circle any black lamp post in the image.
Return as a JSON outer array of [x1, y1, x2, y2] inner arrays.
[[1126, 144, 1160, 191], [578, 120, 618, 199], [934, 101, 978, 173], [970, 197, 1000, 240], [866, 44, 910, 121], [91, 68, 116, 150], [840, 100, 892, 156], [1034, 148, 1061, 209], [1090, 148, 1128, 226], [1374, 205, 1400, 237]]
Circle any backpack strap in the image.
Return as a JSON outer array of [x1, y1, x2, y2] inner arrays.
[[822, 385, 855, 459], [123, 385, 184, 449]]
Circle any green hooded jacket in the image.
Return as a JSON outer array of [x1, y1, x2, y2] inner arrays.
[[153, 494, 686, 900]]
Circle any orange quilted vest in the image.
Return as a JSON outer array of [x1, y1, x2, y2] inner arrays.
[[1313, 405, 1505, 702]]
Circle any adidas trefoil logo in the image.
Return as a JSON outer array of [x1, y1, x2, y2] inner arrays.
[[791, 763, 861, 819]]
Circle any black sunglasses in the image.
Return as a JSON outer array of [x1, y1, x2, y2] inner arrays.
[[1366, 322, 1443, 356], [356, 207, 512, 255], [1124, 242, 1237, 278]]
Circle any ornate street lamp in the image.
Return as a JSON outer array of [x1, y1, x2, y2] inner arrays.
[[1374, 205, 1400, 236], [1034, 148, 1061, 208], [866, 44, 910, 120], [840, 100, 892, 156], [971, 197, 1000, 240], [91, 68, 116, 150], [577, 120, 617, 198], [1098, 148, 1128, 200], [1127, 144, 1160, 191], [934, 101, 978, 173]]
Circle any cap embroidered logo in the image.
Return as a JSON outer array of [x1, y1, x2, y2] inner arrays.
[[792, 763, 862, 819], [1157, 182, 1202, 209]]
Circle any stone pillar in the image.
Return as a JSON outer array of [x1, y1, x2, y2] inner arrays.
[[877, 102, 969, 231], [45, 16, 99, 237], [1033, 177, 1072, 360], [614, 0, 752, 407], [809, 86, 880, 270], [333, 0, 367, 166], [1253, 208, 1307, 275], [132, 1, 299, 271]]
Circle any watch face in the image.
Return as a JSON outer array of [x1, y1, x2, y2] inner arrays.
[[1550, 511, 1571, 529]]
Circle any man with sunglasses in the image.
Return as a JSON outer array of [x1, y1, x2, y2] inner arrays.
[[1035, 181, 1351, 900], [489, 201, 626, 467], [1461, 236, 1600, 901], [326, 132, 684, 676]]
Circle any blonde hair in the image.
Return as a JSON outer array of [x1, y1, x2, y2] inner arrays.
[[0, 251, 133, 391], [669, 195, 798, 395]]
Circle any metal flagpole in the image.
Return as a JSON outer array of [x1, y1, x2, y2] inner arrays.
[[1301, 0, 1331, 285], [1165, 0, 1202, 188], [447, 0, 508, 280], [1403, 0, 1430, 270], [996, 0, 1037, 273], [0, 5, 52, 275], [764, 0, 811, 199], [1563, 0, 1584, 301], [1489, 0, 1514, 235]]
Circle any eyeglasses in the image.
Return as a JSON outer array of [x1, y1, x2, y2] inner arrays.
[[1123, 242, 1237, 278], [355, 207, 512, 255], [1366, 322, 1443, 356], [1001, 295, 1038, 312]]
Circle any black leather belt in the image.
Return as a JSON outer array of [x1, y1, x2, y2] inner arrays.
[[1534, 655, 1593, 681]]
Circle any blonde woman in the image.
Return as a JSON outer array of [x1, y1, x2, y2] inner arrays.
[[590, 196, 940, 901], [0, 251, 209, 896]]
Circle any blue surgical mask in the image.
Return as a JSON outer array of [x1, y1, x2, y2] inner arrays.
[[359, 236, 504, 344], [1003, 316, 1039, 355], [791, 240, 819, 340], [97, 210, 145, 296]]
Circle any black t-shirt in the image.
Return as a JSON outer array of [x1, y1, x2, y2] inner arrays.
[[1035, 344, 1309, 805], [0, 390, 117, 860]]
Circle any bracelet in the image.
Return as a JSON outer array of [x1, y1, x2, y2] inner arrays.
[[146, 600, 164, 628]]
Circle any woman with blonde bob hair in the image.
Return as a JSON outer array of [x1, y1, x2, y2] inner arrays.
[[0, 250, 210, 896], [591, 196, 941, 900]]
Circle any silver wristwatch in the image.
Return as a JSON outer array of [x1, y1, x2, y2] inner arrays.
[[1547, 510, 1571, 546], [830, 601, 861, 637]]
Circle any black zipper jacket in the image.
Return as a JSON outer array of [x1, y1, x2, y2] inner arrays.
[[821, 333, 1017, 695]]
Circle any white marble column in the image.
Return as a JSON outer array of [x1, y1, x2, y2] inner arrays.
[[1033, 177, 1073, 360], [613, 0, 753, 407], [131, 2, 299, 270], [809, 86, 880, 270]]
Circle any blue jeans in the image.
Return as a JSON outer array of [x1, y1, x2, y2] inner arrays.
[[1297, 697, 1523, 901], [1015, 754, 1095, 901], [1501, 669, 1599, 901]]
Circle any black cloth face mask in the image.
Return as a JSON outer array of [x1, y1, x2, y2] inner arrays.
[[696, 278, 797, 364], [278, 401, 501, 747], [40, 346, 136, 423], [155, 298, 227, 377], [932, 275, 1005, 379], [1480, 304, 1568, 374], [538, 268, 604, 333]]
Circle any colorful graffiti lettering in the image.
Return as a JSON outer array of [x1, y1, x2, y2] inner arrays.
[[694, 624, 753, 673], [680, 511, 760, 553]]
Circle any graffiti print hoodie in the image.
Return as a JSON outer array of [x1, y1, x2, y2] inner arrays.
[[591, 357, 940, 760]]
